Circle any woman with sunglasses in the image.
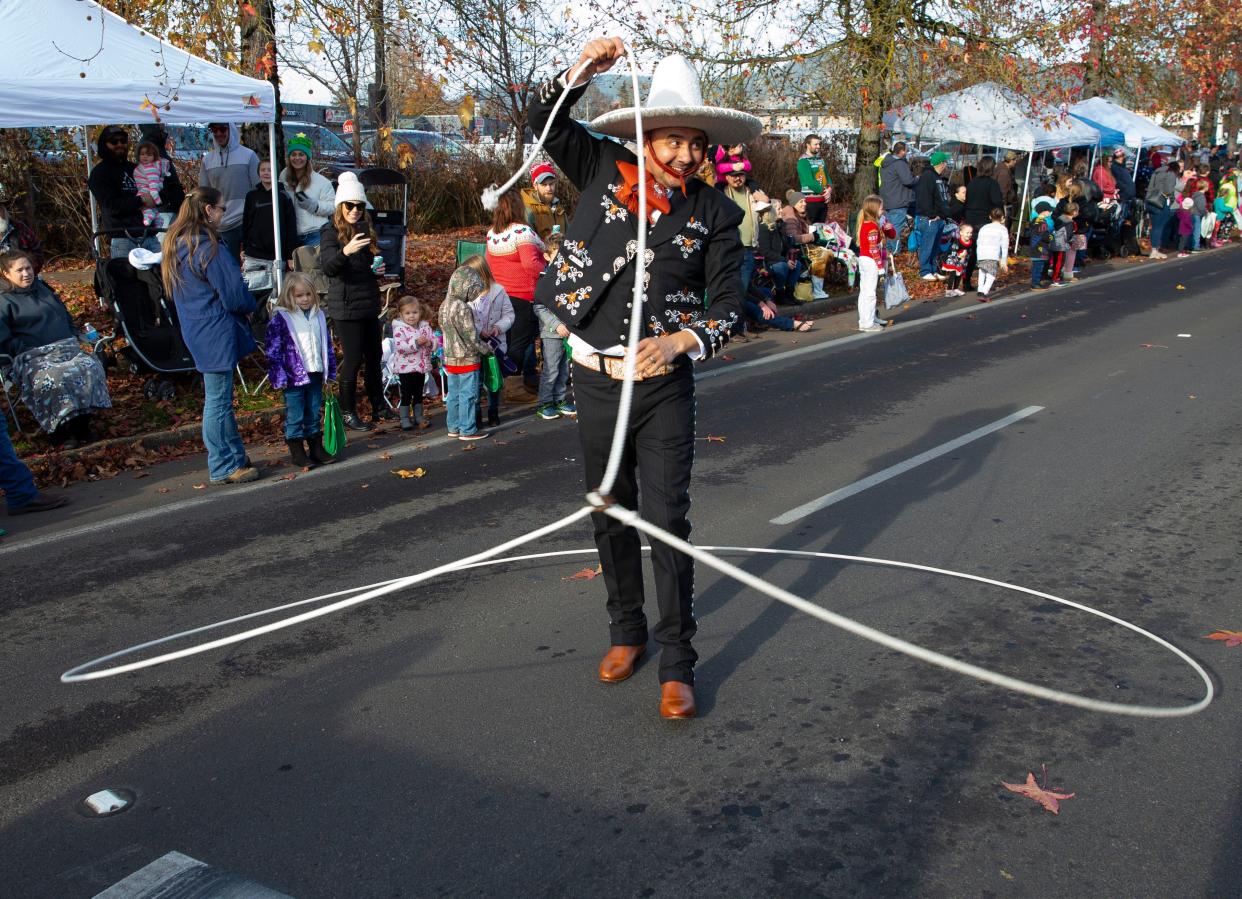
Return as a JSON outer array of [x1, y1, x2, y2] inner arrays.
[[162, 187, 260, 485], [318, 172, 390, 431]]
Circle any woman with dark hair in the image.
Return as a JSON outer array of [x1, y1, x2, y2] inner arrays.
[[162, 186, 259, 484], [485, 188, 546, 396], [0, 250, 110, 449], [961, 155, 1004, 291], [319, 171, 389, 431]]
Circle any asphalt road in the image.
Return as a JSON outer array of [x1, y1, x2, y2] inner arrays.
[[3, 249, 1242, 898]]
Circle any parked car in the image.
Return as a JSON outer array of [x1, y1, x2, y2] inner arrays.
[[358, 129, 467, 165]]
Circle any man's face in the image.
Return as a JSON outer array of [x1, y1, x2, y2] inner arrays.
[[725, 172, 747, 191], [105, 131, 129, 161], [806, 138, 822, 157], [934, 162, 947, 174], [534, 178, 556, 203], [209, 124, 230, 148], [644, 127, 707, 189]]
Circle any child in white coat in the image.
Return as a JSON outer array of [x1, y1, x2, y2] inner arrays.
[[974, 207, 1010, 300]]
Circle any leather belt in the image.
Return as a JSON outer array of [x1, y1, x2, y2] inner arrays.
[[573, 352, 672, 381]]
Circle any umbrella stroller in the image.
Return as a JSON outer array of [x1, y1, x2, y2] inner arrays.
[[359, 167, 409, 288]]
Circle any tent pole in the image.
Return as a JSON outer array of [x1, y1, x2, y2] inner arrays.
[[1013, 152, 1033, 253], [83, 127, 100, 255], [268, 121, 283, 297]]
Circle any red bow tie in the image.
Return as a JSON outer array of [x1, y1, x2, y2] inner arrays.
[[615, 161, 672, 222]]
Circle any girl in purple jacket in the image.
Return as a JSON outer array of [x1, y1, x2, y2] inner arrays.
[[264, 272, 338, 467]]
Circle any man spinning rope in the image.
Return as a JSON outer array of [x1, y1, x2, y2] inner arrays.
[[529, 38, 761, 719]]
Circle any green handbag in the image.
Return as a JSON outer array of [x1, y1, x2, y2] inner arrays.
[[322, 383, 347, 457], [482, 353, 503, 394]]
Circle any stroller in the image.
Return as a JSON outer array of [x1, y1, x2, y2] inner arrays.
[[92, 234, 196, 400], [359, 168, 409, 288], [379, 335, 444, 412]]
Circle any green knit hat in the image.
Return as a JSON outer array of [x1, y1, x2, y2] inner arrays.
[[929, 151, 950, 167], [286, 132, 314, 159]]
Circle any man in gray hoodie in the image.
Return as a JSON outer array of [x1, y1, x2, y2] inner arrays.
[[878, 141, 917, 256], [200, 123, 260, 258]]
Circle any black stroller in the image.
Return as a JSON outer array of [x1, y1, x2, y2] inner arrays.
[[359, 167, 408, 288], [93, 231, 196, 400]]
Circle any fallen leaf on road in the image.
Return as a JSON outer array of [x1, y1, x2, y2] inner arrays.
[[157, 487, 171, 494], [192, 483, 206, 490], [462, 444, 476, 452], [1000, 870, 1014, 881], [1206, 630, 1242, 647], [379, 452, 393, 461], [360, 483, 370, 489], [276, 473, 296, 481], [132, 471, 150, 479], [563, 564, 603, 581], [721, 354, 735, 361], [366, 443, 380, 449], [1139, 343, 1168, 349], [1188, 395, 1197, 399], [392, 468, 426, 479], [1175, 284, 1186, 290], [1001, 766, 1075, 815], [697, 434, 726, 443]]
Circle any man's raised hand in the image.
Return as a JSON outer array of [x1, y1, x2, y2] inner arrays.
[[572, 37, 627, 83]]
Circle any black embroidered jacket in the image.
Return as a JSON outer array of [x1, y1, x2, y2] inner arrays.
[[527, 76, 744, 357]]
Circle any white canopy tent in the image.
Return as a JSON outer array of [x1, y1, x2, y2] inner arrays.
[[1068, 96, 1184, 178], [887, 83, 1103, 249], [0, 0, 283, 288]]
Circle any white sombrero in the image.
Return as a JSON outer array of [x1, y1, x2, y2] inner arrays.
[[590, 55, 762, 147]]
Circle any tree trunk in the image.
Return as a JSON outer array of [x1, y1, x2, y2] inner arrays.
[[370, 0, 391, 168], [1080, 0, 1109, 98], [1199, 98, 1219, 145], [240, 1, 283, 165]]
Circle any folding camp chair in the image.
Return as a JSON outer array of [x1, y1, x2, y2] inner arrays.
[[455, 240, 485, 266]]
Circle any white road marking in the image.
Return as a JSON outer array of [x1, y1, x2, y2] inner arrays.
[[770, 405, 1044, 525]]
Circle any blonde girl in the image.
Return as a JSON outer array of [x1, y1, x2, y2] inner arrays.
[[264, 271, 338, 466], [854, 194, 895, 332]]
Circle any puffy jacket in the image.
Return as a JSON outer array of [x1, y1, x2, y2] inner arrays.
[[319, 221, 381, 321], [756, 217, 789, 263], [279, 168, 336, 238], [878, 154, 917, 211], [168, 232, 256, 373]]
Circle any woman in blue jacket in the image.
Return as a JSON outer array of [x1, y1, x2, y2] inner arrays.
[[162, 186, 260, 485]]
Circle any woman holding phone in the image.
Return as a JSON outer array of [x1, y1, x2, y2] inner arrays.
[[319, 172, 389, 431]]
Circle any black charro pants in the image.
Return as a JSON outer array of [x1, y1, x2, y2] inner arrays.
[[573, 361, 697, 685]]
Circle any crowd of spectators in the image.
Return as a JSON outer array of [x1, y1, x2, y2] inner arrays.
[[4, 122, 1242, 515]]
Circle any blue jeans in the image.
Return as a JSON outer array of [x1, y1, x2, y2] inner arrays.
[[202, 371, 248, 481], [739, 252, 757, 293], [1030, 259, 1046, 286], [284, 373, 324, 439], [1, 412, 38, 510], [110, 235, 161, 258], [915, 216, 944, 275], [1147, 202, 1174, 250], [1191, 214, 1201, 251], [298, 230, 321, 248], [538, 337, 569, 406], [885, 208, 908, 256], [446, 369, 480, 436], [769, 260, 801, 297], [743, 299, 796, 331]]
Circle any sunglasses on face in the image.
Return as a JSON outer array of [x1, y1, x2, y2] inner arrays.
[[107, 136, 128, 145], [343, 201, 365, 211]]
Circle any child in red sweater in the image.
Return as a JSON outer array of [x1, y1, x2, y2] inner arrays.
[[855, 194, 896, 332]]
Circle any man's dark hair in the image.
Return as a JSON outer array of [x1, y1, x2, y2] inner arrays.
[[892, 141, 907, 154], [803, 134, 821, 150]]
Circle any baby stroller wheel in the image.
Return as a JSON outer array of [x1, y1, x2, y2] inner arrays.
[[1118, 245, 1132, 258]]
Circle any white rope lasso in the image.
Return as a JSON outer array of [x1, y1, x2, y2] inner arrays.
[[59, 46, 1216, 723]]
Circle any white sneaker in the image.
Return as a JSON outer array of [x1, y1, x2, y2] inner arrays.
[[921, 273, 938, 281], [1150, 250, 1166, 259], [859, 323, 885, 333]]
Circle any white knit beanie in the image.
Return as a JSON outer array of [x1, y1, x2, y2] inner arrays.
[[334, 171, 368, 207]]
